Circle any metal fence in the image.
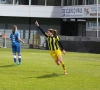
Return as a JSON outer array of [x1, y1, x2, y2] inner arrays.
[[0, 29, 46, 49]]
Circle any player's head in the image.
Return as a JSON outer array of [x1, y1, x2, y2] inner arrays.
[[12, 25, 17, 30], [47, 28, 54, 36], [12, 25, 17, 34], [53, 29, 57, 36]]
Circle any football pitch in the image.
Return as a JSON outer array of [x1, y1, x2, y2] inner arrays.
[[0, 48, 100, 90]]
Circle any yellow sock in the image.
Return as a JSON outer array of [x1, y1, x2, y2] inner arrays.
[[61, 61, 66, 72]]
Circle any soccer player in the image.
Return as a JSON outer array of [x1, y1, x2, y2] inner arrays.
[[35, 21, 67, 75], [10, 25, 24, 65]]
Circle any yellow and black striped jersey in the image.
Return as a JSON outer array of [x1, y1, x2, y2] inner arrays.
[[38, 26, 64, 51], [46, 36, 60, 51]]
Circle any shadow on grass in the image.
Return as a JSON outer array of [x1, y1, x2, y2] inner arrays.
[[36, 73, 61, 78], [0, 64, 15, 68]]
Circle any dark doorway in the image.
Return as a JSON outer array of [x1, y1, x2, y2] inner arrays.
[[61, 19, 78, 36]]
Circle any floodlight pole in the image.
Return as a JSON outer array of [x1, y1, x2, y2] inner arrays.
[[97, 0, 99, 38]]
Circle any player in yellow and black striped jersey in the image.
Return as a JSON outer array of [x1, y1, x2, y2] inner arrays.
[[35, 20, 67, 75]]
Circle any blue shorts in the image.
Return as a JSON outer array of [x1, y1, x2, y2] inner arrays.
[[12, 43, 20, 53]]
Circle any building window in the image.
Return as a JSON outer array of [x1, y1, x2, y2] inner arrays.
[[95, 0, 100, 4], [63, 0, 74, 6], [63, 0, 86, 5], [47, 0, 61, 6], [0, 0, 13, 4], [77, 0, 84, 5], [14, 0, 29, 5], [75, 0, 78, 5], [31, 0, 45, 5], [96, 0, 100, 4], [86, 0, 95, 5], [63, 0, 67, 6]]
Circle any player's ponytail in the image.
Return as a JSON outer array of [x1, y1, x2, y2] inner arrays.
[[53, 29, 57, 36], [48, 28, 54, 34], [12, 25, 17, 34], [48, 28, 57, 36]]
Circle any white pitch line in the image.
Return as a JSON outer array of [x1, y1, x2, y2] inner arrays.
[[67, 56, 100, 62], [31, 53, 49, 55], [31, 53, 100, 62]]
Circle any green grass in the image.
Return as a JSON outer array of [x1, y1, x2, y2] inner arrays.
[[0, 48, 100, 90]]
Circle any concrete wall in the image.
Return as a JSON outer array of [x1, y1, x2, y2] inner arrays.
[[60, 41, 100, 54], [86, 31, 96, 37], [47, 36, 100, 54], [1, 36, 100, 54], [86, 18, 100, 37], [5, 38, 30, 48], [0, 5, 61, 18]]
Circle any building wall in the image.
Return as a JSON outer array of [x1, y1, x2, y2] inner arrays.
[[86, 18, 100, 37], [0, 5, 62, 18], [0, 2, 100, 38], [60, 41, 100, 54], [0, 16, 61, 39]]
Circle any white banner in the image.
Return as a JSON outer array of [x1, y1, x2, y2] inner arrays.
[[62, 7, 84, 17], [62, 5, 100, 18], [88, 6, 100, 17]]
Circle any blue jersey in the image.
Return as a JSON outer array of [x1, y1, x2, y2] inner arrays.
[[10, 31, 21, 53], [10, 31, 20, 45]]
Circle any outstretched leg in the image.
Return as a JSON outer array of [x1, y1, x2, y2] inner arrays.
[[58, 55, 67, 75], [55, 60, 60, 65]]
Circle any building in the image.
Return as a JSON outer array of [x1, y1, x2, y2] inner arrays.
[[62, 0, 100, 37], [0, 0, 100, 40], [0, 0, 62, 40]]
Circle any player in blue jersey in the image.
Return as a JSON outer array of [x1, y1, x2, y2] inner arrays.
[[10, 25, 24, 65]]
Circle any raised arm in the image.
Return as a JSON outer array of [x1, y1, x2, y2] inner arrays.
[[35, 20, 48, 37]]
